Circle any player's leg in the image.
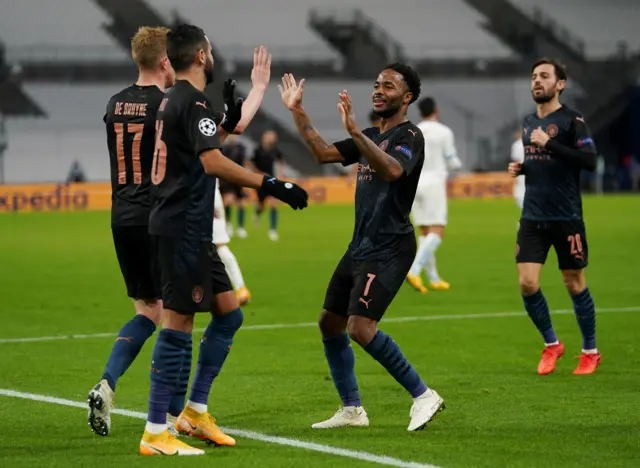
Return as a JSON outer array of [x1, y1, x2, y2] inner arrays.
[[89, 227, 161, 436], [313, 253, 368, 429], [139, 236, 210, 455], [141, 308, 203, 456], [349, 242, 444, 431], [421, 182, 449, 289], [554, 221, 600, 374], [236, 187, 248, 238], [517, 221, 564, 375], [222, 191, 235, 237], [407, 188, 429, 293], [422, 225, 449, 290], [213, 194, 251, 304], [254, 190, 266, 225], [176, 246, 240, 446], [266, 195, 279, 241], [216, 242, 251, 305]]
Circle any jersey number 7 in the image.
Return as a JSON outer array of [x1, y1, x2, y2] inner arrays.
[[114, 123, 144, 184]]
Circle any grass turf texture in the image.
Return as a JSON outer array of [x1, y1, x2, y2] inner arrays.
[[0, 196, 639, 467]]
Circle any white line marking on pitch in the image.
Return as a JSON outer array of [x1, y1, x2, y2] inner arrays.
[[0, 306, 638, 345], [0, 388, 438, 468]]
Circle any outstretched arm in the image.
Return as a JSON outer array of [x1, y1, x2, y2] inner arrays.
[[278, 73, 344, 164], [234, 46, 271, 134], [291, 107, 344, 163]]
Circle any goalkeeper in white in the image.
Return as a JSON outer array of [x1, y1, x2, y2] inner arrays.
[[406, 97, 461, 294]]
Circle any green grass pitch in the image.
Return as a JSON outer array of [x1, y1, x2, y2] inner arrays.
[[0, 196, 639, 467]]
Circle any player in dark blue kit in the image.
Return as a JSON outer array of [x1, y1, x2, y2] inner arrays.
[[279, 66, 444, 432], [139, 25, 308, 456], [508, 59, 601, 376]]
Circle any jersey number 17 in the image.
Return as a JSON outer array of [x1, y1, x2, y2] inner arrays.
[[114, 122, 144, 185]]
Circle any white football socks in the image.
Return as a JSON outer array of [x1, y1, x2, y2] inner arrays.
[[409, 233, 442, 277], [145, 421, 167, 434], [187, 400, 207, 414], [217, 244, 246, 290]]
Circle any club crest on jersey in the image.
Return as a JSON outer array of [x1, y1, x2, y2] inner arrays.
[[192, 286, 204, 304], [198, 118, 217, 136], [378, 140, 389, 151], [546, 124, 558, 138]]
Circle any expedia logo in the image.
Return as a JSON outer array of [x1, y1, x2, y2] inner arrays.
[[0, 184, 88, 212]]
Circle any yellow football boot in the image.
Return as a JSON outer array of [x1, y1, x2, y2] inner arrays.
[[139, 429, 204, 456], [176, 406, 236, 446]]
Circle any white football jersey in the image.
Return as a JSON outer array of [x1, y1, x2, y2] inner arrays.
[[417, 120, 459, 184]]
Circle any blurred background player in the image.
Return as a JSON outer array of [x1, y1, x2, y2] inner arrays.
[[213, 179, 252, 305], [511, 127, 525, 210], [88, 26, 175, 437], [249, 129, 284, 240], [406, 97, 461, 294], [509, 58, 600, 376], [220, 134, 249, 238], [141, 25, 307, 456], [279, 65, 444, 432]]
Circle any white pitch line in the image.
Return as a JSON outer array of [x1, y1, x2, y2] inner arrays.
[[0, 306, 638, 345], [0, 388, 438, 468]]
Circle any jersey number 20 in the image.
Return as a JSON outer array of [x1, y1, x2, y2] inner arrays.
[[152, 120, 167, 185]]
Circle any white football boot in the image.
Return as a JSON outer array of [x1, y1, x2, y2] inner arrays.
[[311, 406, 369, 429], [88, 380, 114, 436], [407, 388, 445, 431]]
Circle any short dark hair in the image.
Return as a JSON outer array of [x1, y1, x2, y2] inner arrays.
[[166, 24, 208, 73], [418, 97, 436, 118], [383, 62, 421, 104], [531, 58, 567, 81]]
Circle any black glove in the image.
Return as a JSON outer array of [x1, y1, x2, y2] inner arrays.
[[259, 175, 309, 210], [220, 78, 243, 133]]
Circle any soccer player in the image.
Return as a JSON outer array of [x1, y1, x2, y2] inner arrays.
[[140, 25, 307, 456], [406, 97, 461, 294], [89, 26, 175, 437], [508, 58, 600, 376], [249, 130, 284, 241], [278, 66, 445, 432], [213, 179, 252, 305], [220, 135, 249, 238], [511, 127, 526, 210]]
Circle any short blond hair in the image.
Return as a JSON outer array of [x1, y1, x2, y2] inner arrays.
[[131, 26, 170, 70]]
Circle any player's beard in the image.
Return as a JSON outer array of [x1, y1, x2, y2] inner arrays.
[[204, 56, 214, 85], [532, 87, 555, 104], [373, 99, 403, 119]]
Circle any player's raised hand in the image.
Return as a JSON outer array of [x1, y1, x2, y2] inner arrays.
[[508, 161, 523, 177], [277, 74, 305, 111], [251, 45, 271, 91], [337, 90, 359, 135], [221, 78, 244, 133], [531, 127, 550, 147], [258, 175, 309, 210]]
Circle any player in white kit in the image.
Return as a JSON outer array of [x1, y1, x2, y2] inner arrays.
[[406, 97, 462, 294], [213, 180, 251, 305], [510, 128, 525, 209]]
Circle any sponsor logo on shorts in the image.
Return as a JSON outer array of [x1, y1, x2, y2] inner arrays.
[[358, 297, 372, 309], [192, 286, 204, 304]]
